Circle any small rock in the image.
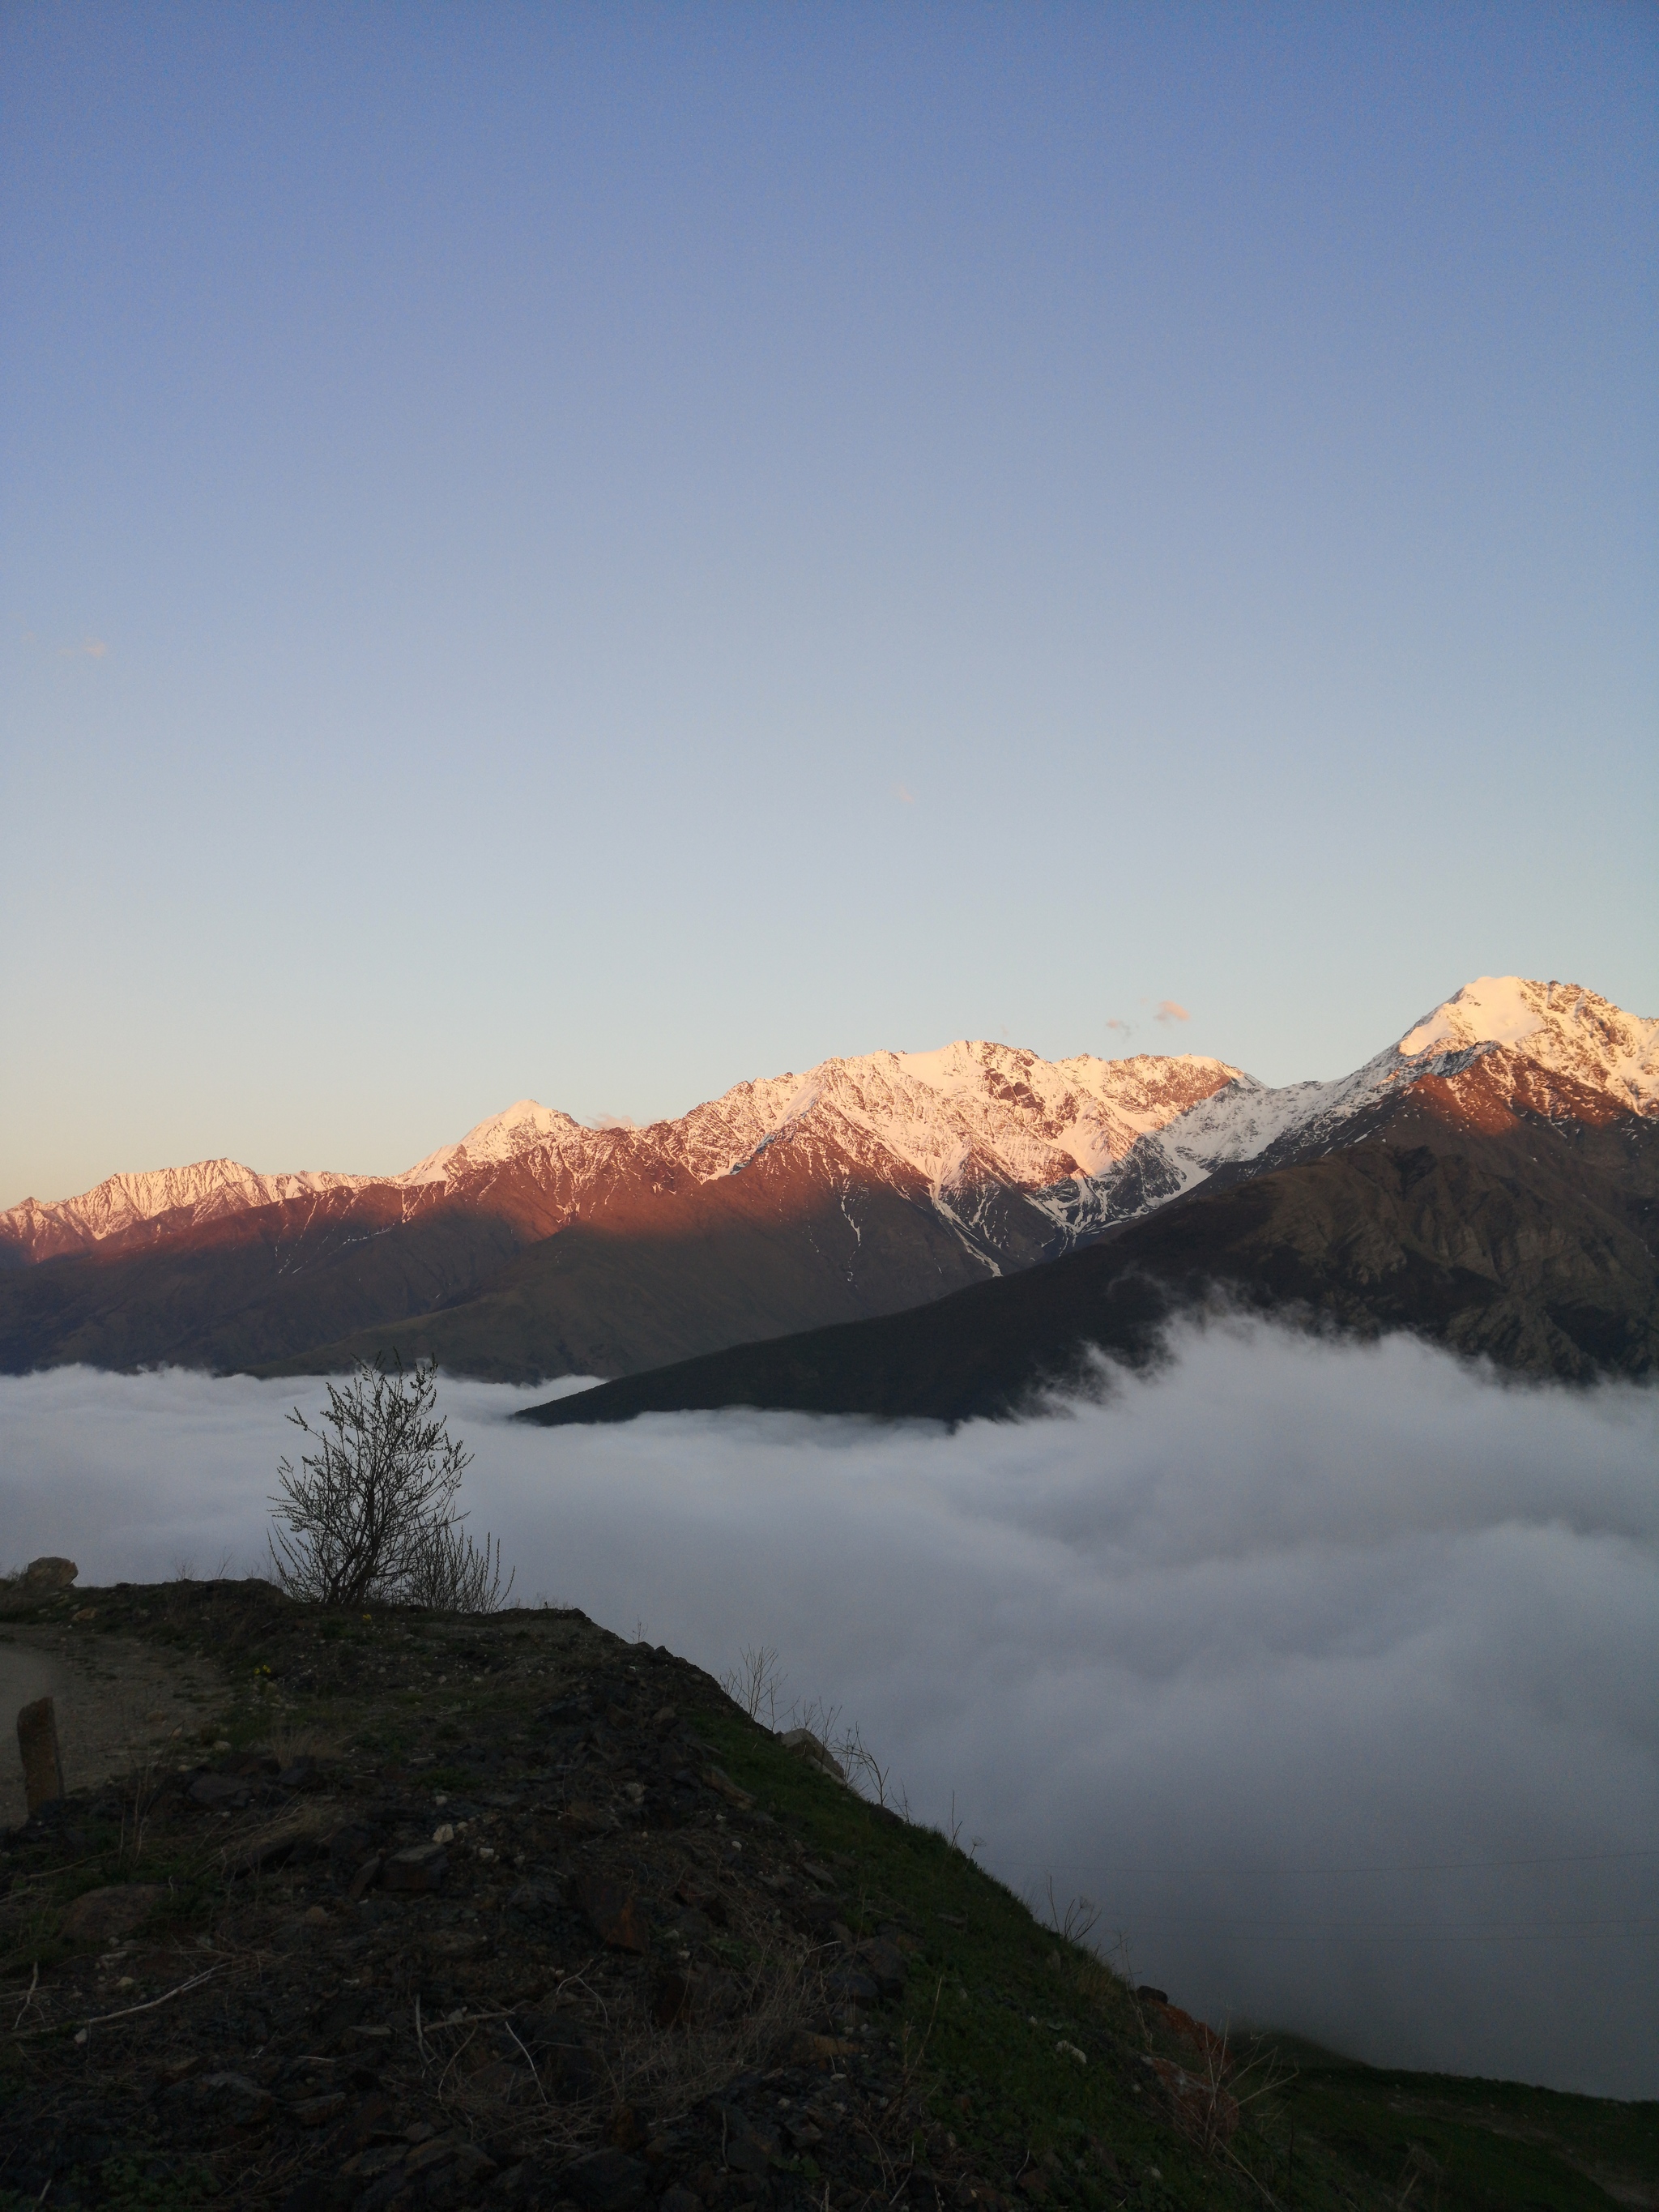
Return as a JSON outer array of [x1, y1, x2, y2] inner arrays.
[[659, 2189, 702, 2212], [291, 2090, 348, 2127], [574, 1874, 649, 1954], [559, 1800, 614, 1837], [405, 2135, 462, 2176], [62, 1884, 165, 1944], [189, 1773, 250, 1810], [564, 2148, 649, 2211], [328, 2090, 397, 2155], [855, 1939, 907, 1997], [196, 2071, 275, 2127], [346, 1857, 382, 1901], [382, 1843, 447, 1893]]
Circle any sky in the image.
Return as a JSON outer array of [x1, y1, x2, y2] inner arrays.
[[3, 3, 1655, 1205], [2, 1323, 1655, 2096]]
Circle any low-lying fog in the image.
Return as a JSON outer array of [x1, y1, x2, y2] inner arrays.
[[2, 1323, 1655, 2099]]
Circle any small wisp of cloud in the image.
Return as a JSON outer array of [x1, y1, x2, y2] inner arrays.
[[1154, 998, 1190, 1024], [58, 637, 109, 660]]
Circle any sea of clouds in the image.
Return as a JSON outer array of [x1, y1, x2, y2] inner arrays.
[[2, 1322, 1655, 2097]]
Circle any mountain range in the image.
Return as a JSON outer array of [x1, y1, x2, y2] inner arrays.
[[3, 977, 1655, 1402]]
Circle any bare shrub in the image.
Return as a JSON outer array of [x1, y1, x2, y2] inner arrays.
[[720, 1644, 786, 1727], [267, 1356, 512, 1610], [1042, 1875, 1102, 1946], [403, 1519, 514, 1613]]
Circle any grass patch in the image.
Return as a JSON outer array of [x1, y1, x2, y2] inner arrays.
[[698, 1706, 1658, 2212]]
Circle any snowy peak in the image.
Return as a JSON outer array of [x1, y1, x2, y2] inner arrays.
[[397, 1098, 587, 1187], [666, 1042, 1243, 1208], [1395, 977, 1659, 1115], [0, 1158, 367, 1265], [1097, 975, 1659, 1224], [5, 980, 1653, 1273]]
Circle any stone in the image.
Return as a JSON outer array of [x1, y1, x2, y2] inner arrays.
[[855, 1938, 907, 1997], [702, 1765, 754, 1808], [558, 1800, 614, 1837], [346, 1856, 382, 1901], [291, 2090, 348, 2127], [16, 1695, 66, 1810], [62, 1884, 164, 1945], [788, 2031, 858, 2067], [574, 1875, 649, 1954], [405, 2135, 462, 2176], [188, 1772, 250, 1810], [778, 1728, 847, 1782], [1144, 2052, 1239, 2142], [382, 1843, 447, 1893], [825, 1967, 881, 2009], [605, 2106, 648, 2153], [196, 2071, 275, 2127], [330, 2091, 397, 2155], [563, 2149, 649, 2212], [659, 2189, 702, 2212], [0, 1557, 78, 1617]]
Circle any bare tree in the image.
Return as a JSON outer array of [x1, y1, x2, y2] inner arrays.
[[721, 1644, 786, 1727], [267, 1356, 511, 1610]]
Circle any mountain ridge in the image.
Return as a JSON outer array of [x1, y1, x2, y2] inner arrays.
[[2, 977, 1653, 1384]]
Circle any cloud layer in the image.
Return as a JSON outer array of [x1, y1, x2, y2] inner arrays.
[[2, 1326, 1655, 2095]]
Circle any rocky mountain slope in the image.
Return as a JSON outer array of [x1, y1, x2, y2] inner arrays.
[[0, 1048, 1242, 1377], [524, 980, 1659, 1424], [4, 1574, 1652, 2212], [2, 980, 1653, 1385]]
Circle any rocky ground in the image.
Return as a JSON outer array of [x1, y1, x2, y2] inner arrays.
[[2, 1578, 1653, 2212]]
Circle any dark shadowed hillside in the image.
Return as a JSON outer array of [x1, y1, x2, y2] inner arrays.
[[522, 1094, 1659, 1428]]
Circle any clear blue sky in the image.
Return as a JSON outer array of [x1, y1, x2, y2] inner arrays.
[[3, 3, 1654, 1202]]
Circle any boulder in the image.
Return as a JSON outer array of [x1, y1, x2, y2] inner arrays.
[[0, 1557, 77, 1617], [778, 1727, 847, 1782]]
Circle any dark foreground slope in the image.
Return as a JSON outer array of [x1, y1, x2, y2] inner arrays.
[[523, 1098, 1659, 1427], [2, 1574, 1652, 2211]]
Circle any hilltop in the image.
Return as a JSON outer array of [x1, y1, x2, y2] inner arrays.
[[2, 1574, 1653, 2210]]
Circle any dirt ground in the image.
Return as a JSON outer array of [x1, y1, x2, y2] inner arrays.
[[0, 1621, 228, 1827]]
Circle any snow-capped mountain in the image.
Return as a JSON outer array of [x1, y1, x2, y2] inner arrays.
[[2, 976, 1653, 1384], [1088, 976, 1659, 1217], [1, 1044, 1244, 1271]]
